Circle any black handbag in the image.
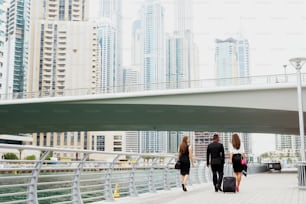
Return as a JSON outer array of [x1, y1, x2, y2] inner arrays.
[[175, 160, 181, 169]]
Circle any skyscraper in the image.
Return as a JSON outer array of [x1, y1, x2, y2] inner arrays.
[[0, 0, 6, 98], [3, 0, 30, 95], [215, 37, 249, 86], [275, 134, 303, 152], [133, 0, 167, 153], [174, 0, 192, 32], [28, 0, 96, 96], [122, 66, 139, 92], [142, 0, 165, 90], [97, 0, 122, 93], [166, 0, 198, 89]]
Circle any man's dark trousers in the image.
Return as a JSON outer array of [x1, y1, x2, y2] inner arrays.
[[211, 164, 224, 189]]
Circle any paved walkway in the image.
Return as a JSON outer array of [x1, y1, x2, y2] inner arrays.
[[109, 173, 306, 204]]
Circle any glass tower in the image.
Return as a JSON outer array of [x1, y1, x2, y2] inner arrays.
[[4, 0, 30, 94], [97, 0, 122, 93]]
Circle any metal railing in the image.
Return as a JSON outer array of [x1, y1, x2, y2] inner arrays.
[[297, 162, 306, 189], [0, 144, 268, 203], [0, 73, 304, 101]]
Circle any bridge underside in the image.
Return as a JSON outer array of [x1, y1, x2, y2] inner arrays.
[[0, 102, 301, 135]]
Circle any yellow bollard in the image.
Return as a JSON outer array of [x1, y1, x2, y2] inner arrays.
[[113, 183, 120, 199]]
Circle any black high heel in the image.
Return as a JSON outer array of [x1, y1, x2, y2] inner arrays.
[[182, 184, 187, 192]]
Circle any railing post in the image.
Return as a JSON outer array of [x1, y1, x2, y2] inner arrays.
[[72, 153, 89, 204], [148, 158, 157, 193], [164, 157, 174, 190], [195, 162, 201, 184], [105, 154, 120, 201], [27, 150, 50, 204], [129, 156, 141, 196], [297, 162, 306, 189]]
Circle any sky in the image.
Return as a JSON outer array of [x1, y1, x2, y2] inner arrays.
[[89, 0, 306, 155], [91, 0, 306, 78]]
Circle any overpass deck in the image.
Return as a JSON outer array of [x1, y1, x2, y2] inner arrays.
[[103, 173, 305, 204]]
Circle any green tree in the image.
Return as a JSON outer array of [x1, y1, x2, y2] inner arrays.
[[24, 155, 36, 160], [3, 153, 18, 160]]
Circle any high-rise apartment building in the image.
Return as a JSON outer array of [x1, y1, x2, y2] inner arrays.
[[125, 131, 139, 153], [215, 37, 249, 86], [275, 134, 303, 152], [136, 0, 167, 153], [97, 0, 122, 93], [0, 0, 6, 98], [3, 0, 30, 95], [174, 0, 192, 32], [166, 30, 198, 89], [28, 0, 96, 96], [122, 66, 139, 92], [166, 0, 198, 89], [142, 0, 165, 90]]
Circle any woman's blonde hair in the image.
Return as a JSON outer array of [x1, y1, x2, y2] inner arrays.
[[232, 133, 241, 150]]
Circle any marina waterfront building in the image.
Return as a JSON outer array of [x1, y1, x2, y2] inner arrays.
[[3, 0, 30, 95], [215, 37, 249, 86], [97, 0, 122, 93], [28, 0, 96, 96], [0, 0, 6, 98]]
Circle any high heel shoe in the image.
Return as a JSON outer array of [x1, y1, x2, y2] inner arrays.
[[235, 185, 239, 192], [182, 184, 187, 192]]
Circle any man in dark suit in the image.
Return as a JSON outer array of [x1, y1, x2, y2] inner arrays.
[[207, 133, 225, 192]]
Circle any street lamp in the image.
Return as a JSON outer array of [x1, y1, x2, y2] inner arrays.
[[289, 57, 306, 161]]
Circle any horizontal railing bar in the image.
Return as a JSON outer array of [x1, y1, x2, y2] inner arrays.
[[37, 186, 72, 193], [82, 195, 105, 202], [0, 191, 27, 197], [37, 180, 72, 186], [79, 183, 104, 189], [80, 172, 108, 176], [37, 193, 70, 201], [39, 173, 74, 178], [0, 168, 35, 171], [80, 177, 105, 182], [0, 175, 31, 180], [0, 200, 27, 204], [80, 189, 104, 195], [0, 183, 28, 189]]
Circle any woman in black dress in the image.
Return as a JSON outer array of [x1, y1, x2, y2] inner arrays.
[[178, 136, 195, 191]]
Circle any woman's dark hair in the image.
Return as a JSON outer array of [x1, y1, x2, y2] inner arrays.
[[232, 133, 241, 150], [179, 136, 189, 155]]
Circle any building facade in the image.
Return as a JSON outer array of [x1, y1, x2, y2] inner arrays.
[[3, 0, 30, 95], [28, 0, 96, 96], [166, 0, 198, 89], [142, 0, 165, 90], [30, 131, 126, 160], [0, 0, 6, 98], [215, 37, 249, 86], [97, 0, 122, 93]]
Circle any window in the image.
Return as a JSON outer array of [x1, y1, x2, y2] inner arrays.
[[70, 132, 74, 146], [59, 0, 65, 20], [64, 132, 67, 145], [97, 136, 105, 151], [50, 132, 54, 146], [114, 135, 122, 140], [91, 135, 95, 150]]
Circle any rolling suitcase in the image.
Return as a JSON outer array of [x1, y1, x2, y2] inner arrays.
[[223, 176, 236, 193]]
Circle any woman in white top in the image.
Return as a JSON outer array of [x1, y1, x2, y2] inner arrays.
[[229, 133, 246, 192]]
